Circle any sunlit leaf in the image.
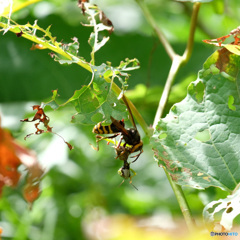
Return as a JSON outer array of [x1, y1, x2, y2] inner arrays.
[[151, 48, 240, 191]]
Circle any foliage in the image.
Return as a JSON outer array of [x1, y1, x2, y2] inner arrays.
[[151, 48, 240, 191], [1, 0, 240, 239]]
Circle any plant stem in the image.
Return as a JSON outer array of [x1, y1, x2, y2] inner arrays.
[[135, 0, 175, 60], [153, 2, 201, 128], [164, 167, 195, 230], [136, 0, 202, 231], [153, 56, 182, 128], [182, 2, 201, 63], [11, 0, 40, 13], [111, 83, 150, 137]]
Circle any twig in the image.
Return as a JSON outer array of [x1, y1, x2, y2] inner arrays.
[[135, 0, 175, 60], [153, 2, 201, 128], [153, 56, 182, 128]]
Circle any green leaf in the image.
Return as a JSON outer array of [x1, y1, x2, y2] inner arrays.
[[203, 188, 240, 231], [151, 49, 240, 191], [65, 64, 129, 125], [84, 4, 113, 57]]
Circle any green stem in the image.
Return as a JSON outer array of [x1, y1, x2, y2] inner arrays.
[[135, 0, 175, 60], [111, 83, 150, 137], [90, 13, 98, 65], [164, 167, 195, 230], [153, 56, 182, 128], [182, 2, 201, 63], [136, 0, 202, 231]]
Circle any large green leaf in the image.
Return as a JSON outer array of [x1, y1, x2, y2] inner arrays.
[[151, 48, 240, 192]]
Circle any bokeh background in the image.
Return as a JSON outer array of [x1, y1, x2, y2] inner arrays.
[[0, 0, 239, 239]]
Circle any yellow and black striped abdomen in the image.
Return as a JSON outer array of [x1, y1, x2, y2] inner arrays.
[[92, 119, 124, 134], [92, 122, 114, 134]]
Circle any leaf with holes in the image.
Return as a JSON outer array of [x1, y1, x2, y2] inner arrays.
[[70, 64, 128, 125], [203, 188, 240, 231], [43, 59, 139, 125], [151, 48, 240, 192]]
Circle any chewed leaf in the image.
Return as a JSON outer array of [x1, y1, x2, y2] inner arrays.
[[44, 58, 139, 125], [82, 3, 114, 59], [117, 58, 140, 71], [151, 48, 240, 191], [94, 36, 110, 53], [203, 26, 240, 47], [203, 188, 240, 231], [21, 105, 73, 150], [67, 64, 128, 125]]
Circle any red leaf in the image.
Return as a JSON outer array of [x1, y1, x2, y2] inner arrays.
[[0, 116, 44, 204], [23, 183, 41, 205], [0, 128, 21, 195]]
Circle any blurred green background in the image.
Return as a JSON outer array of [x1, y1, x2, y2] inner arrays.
[[0, 0, 239, 239]]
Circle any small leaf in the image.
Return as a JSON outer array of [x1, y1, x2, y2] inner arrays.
[[94, 36, 110, 53]]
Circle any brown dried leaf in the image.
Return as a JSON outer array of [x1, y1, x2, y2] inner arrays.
[[99, 10, 114, 34], [21, 105, 73, 150]]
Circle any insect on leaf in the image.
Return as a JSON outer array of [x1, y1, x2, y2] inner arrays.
[[151, 48, 240, 192]]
